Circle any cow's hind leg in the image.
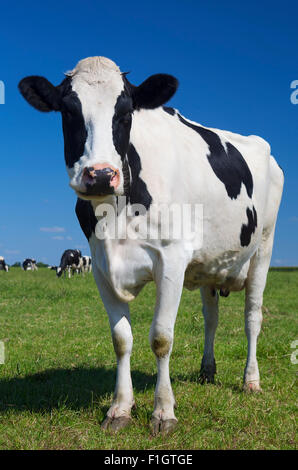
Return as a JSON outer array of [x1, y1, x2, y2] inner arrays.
[[243, 230, 275, 392], [199, 286, 219, 384], [92, 264, 134, 432]]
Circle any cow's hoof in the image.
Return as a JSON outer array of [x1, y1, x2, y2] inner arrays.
[[101, 415, 132, 432], [151, 417, 178, 436], [198, 362, 216, 384], [243, 381, 262, 393], [198, 371, 215, 384]]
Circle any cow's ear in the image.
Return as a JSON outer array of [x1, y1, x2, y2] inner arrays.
[[18, 76, 61, 112], [132, 74, 178, 110]]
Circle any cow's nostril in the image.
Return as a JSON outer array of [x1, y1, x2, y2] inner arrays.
[[82, 167, 96, 184], [83, 167, 94, 177]]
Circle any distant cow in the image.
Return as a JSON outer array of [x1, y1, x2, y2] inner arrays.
[[22, 259, 38, 271], [0, 256, 9, 272], [82, 255, 92, 274], [56, 249, 83, 278], [48, 265, 58, 270], [19, 56, 284, 434]]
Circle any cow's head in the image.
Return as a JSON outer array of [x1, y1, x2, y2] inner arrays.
[[56, 267, 63, 277], [19, 57, 178, 200]]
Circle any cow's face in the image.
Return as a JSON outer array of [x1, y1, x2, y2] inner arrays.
[[19, 56, 178, 201]]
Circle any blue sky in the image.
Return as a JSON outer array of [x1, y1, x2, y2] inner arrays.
[[0, 0, 297, 266]]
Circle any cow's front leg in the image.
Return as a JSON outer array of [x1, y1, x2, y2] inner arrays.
[[101, 313, 134, 432], [92, 265, 134, 432], [150, 264, 185, 435]]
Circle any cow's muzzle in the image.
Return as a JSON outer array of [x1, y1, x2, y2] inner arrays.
[[81, 163, 120, 196]]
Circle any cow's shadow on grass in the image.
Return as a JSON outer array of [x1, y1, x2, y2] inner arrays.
[[0, 367, 157, 413], [0, 367, 226, 414]]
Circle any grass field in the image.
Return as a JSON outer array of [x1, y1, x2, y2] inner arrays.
[[0, 267, 297, 450]]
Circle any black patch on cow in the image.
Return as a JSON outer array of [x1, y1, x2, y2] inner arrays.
[[163, 106, 176, 116], [114, 76, 179, 205], [75, 198, 97, 241], [122, 156, 131, 199], [122, 74, 136, 96], [59, 78, 87, 168], [112, 91, 133, 158], [113, 82, 152, 210], [0, 259, 7, 270], [177, 114, 253, 200], [112, 89, 133, 197], [240, 206, 258, 247], [127, 143, 152, 210]]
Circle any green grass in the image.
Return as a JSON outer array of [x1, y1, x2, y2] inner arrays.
[[0, 267, 297, 450]]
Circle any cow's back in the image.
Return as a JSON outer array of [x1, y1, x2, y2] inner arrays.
[[131, 108, 283, 291]]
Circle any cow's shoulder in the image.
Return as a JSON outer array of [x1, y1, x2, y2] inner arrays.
[[175, 113, 272, 200], [75, 198, 97, 241], [218, 129, 271, 155]]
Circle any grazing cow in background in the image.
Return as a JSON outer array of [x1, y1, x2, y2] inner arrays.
[[48, 265, 58, 271], [19, 56, 284, 434], [22, 259, 38, 271], [56, 249, 83, 278], [47, 265, 58, 272], [82, 255, 92, 274], [0, 256, 9, 272]]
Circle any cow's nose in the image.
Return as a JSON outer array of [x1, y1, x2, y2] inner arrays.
[[81, 163, 120, 195]]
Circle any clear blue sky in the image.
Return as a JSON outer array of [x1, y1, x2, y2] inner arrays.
[[0, 0, 297, 266]]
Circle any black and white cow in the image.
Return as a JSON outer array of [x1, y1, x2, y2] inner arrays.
[[48, 265, 58, 272], [82, 255, 92, 274], [0, 256, 9, 272], [19, 57, 284, 434], [22, 258, 38, 271], [56, 249, 83, 278]]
